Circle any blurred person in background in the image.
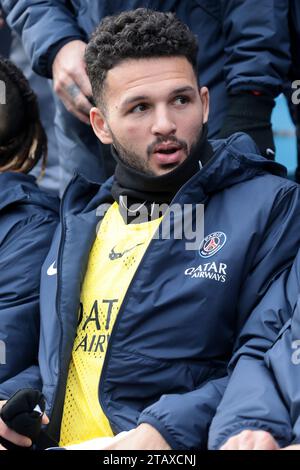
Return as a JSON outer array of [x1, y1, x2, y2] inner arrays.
[[0, 3, 60, 195], [0, 57, 59, 418]]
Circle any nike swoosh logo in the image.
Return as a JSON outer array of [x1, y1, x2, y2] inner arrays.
[[47, 261, 57, 276], [109, 243, 144, 260]]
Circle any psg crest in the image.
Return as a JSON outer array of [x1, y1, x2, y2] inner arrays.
[[199, 232, 227, 258]]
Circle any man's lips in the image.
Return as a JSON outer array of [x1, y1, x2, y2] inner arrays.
[[153, 141, 182, 153], [152, 143, 184, 165]]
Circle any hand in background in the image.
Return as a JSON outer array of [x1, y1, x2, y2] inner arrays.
[[220, 430, 279, 450], [52, 40, 93, 124], [0, 399, 49, 450]]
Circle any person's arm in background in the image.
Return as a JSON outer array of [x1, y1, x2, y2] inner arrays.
[[208, 250, 300, 450], [1, 0, 92, 123], [218, 0, 290, 158], [0, 213, 58, 400], [0, 400, 35, 449]]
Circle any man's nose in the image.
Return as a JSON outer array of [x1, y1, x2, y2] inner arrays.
[[151, 108, 176, 136]]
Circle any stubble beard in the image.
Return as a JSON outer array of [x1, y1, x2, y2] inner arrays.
[[110, 125, 203, 176]]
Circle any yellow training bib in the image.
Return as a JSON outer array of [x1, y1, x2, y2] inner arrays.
[[59, 202, 161, 446]]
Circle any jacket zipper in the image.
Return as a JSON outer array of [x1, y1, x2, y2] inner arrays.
[[48, 175, 111, 441], [46, 175, 78, 441]]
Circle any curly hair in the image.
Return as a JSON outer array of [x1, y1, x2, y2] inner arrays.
[[85, 8, 199, 108], [0, 56, 47, 175]]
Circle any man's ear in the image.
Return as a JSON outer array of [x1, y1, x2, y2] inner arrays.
[[199, 86, 210, 124], [90, 107, 112, 144]]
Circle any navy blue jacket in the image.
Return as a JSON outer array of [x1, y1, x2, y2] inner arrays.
[[208, 249, 300, 449], [2, 0, 291, 137], [2, 134, 300, 449], [0, 173, 59, 396]]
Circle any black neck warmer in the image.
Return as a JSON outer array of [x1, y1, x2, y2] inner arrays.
[[111, 123, 213, 222]]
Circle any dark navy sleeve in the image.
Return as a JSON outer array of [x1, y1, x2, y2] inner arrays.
[[208, 251, 300, 449], [138, 376, 228, 450], [0, 213, 58, 399], [1, 0, 85, 77], [0, 367, 42, 400], [221, 0, 290, 96], [262, 294, 300, 446]]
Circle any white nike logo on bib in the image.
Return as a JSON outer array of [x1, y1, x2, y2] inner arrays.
[[47, 261, 57, 276]]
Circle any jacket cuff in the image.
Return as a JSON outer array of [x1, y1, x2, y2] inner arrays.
[[137, 411, 184, 450], [219, 92, 275, 133], [45, 35, 86, 78]]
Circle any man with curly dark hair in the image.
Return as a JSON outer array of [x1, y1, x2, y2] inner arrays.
[[85, 10, 198, 109], [1, 8, 300, 451], [85, 9, 205, 181]]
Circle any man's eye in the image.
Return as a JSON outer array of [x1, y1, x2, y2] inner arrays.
[[174, 96, 190, 105], [130, 103, 148, 113]]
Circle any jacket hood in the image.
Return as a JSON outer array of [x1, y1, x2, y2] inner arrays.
[[0, 172, 59, 213], [63, 132, 288, 214]]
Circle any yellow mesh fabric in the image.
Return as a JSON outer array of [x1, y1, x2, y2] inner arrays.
[[59, 202, 162, 446]]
